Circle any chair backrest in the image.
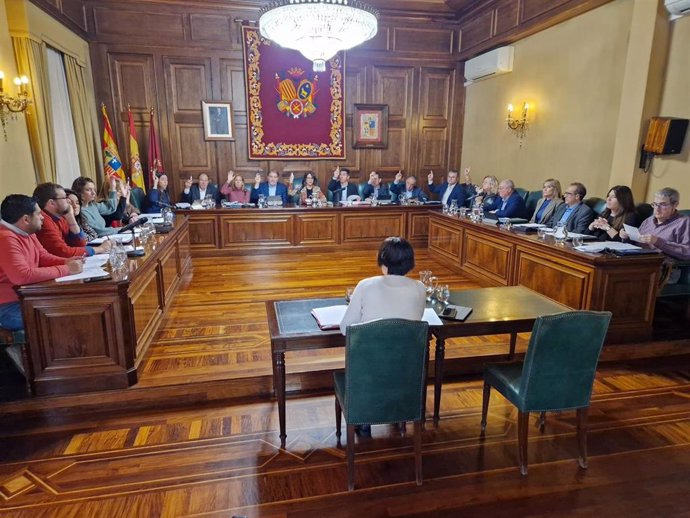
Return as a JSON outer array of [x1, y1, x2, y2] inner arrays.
[[524, 191, 542, 220], [357, 182, 368, 199], [635, 202, 653, 223], [129, 187, 146, 211], [519, 311, 612, 412], [344, 319, 429, 425], [514, 187, 529, 203], [678, 208, 690, 218], [584, 197, 606, 215]]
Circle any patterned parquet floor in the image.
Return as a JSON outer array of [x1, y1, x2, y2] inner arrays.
[[1, 250, 690, 516]]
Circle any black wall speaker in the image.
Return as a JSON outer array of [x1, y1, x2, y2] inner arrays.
[[643, 117, 689, 155]]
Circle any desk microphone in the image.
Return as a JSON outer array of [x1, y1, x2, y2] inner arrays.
[[118, 216, 149, 234]]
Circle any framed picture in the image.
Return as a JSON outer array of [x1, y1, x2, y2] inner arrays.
[[202, 101, 234, 141], [353, 104, 389, 149]]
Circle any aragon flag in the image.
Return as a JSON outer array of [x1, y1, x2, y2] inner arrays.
[[127, 106, 146, 193], [101, 103, 126, 182]]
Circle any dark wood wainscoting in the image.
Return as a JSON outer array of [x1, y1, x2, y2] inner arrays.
[[428, 212, 663, 343]]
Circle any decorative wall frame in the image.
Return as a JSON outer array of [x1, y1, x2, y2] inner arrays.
[[353, 104, 388, 149], [202, 101, 234, 141]]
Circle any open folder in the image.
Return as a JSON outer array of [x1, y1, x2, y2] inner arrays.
[[311, 306, 443, 330]]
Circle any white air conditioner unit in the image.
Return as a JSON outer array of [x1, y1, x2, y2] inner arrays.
[[665, 0, 690, 19], [464, 46, 514, 86]]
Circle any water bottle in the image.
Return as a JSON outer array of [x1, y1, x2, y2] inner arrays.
[[258, 194, 265, 208]]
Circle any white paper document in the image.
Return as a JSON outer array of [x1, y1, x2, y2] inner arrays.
[[575, 241, 642, 253], [311, 305, 444, 330], [513, 223, 547, 229], [55, 267, 109, 283], [175, 202, 191, 209], [623, 224, 642, 242]]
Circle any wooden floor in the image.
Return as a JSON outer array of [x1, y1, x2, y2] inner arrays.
[[2, 249, 690, 516]]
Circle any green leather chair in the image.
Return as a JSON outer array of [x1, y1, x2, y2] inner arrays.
[[129, 187, 146, 212], [524, 190, 543, 220], [480, 310, 612, 475], [334, 318, 429, 491], [585, 197, 606, 216]]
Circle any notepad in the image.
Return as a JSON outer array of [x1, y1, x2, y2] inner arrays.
[[310, 306, 444, 330]]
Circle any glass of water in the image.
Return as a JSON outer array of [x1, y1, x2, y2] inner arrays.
[[436, 284, 450, 305]]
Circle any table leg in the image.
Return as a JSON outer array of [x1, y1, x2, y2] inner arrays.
[[273, 350, 287, 449], [509, 333, 517, 360], [433, 337, 445, 427]]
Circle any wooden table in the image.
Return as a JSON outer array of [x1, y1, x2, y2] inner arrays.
[[429, 212, 664, 343], [266, 286, 570, 448], [17, 217, 192, 396]]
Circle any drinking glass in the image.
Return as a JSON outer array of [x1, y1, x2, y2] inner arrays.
[[205, 194, 214, 209], [419, 270, 431, 286], [554, 223, 568, 246], [436, 284, 450, 305], [450, 199, 458, 215], [258, 194, 265, 208], [572, 236, 584, 247], [425, 276, 438, 302], [537, 227, 548, 240]]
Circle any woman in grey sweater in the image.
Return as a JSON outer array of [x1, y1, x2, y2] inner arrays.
[[71, 177, 118, 237]]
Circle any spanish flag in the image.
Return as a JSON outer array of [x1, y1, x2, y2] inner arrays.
[[127, 107, 146, 193], [101, 104, 126, 182]]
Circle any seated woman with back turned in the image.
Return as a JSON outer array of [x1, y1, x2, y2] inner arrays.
[[340, 237, 426, 336], [588, 185, 637, 241], [530, 179, 563, 226]]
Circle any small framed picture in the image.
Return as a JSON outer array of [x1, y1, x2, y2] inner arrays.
[[202, 100, 234, 141], [353, 104, 389, 149]]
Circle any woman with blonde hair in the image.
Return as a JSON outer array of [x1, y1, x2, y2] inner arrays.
[[220, 170, 251, 204], [530, 178, 563, 226]]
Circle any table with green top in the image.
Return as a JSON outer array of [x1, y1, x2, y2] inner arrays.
[[266, 285, 571, 448]]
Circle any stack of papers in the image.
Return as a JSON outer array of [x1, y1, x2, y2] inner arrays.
[[175, 202, 191, 209], [513, 223, 547, 229], [574, 241, 642, 253], [310, 306, 443, 330], [88, 234, 134, 245]]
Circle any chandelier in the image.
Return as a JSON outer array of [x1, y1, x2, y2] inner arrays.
[[259, 0, 379, 72], [0, 72, 31, 141]]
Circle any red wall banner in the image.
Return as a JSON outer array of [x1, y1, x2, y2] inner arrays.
[[242, 26, 345, 160]]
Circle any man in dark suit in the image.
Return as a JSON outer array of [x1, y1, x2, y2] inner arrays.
[[551, 182, 595, 233], [250, 170, 288, 206], [484, 179, 526, 218], [179, 173, 221, 204], [328, 167, 359, 203], [427, 169, 466, 207], [361, 171, 391, 201], [390, 171, 428, 202]]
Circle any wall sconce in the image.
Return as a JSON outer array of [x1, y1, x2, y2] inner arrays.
[[506, 102, 529, 141], [0, 71, 32, 141]]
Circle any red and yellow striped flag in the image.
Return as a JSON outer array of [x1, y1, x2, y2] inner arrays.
[[128, 107, 146, 193], [101, 104, 126, 182]]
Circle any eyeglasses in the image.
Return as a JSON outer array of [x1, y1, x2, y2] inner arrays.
[[564, 191, 577, 196], [651, 202, 674, 209], [51, 197, 68, 201]]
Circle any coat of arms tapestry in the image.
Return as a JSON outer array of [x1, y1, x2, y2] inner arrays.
[[242, 26, 345, 160]]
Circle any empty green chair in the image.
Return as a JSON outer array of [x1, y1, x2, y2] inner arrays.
[[480, 310, 612, 475], [334, 318, 429, 491]]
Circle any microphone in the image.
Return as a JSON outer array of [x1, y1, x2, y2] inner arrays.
[[118, 216, 149, 234]]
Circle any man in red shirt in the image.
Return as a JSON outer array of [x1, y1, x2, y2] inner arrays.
[[0, 195, 83, 331], [33, 183, 112, 258]]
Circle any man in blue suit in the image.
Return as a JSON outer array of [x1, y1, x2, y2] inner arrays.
[[361, 171, 391, 201], [485, 179, 526, 218], [390, 171, 428, 202], [250, 170, 288, 206], [551, 182, 595, 233], [179, 173, 221, 204], [427, 169, 466, 207]]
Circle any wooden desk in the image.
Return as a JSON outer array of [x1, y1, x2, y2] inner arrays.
[[266, 287, 570, 448], [17, 217, 192, 396], [429, 212, 664, 343], [180, 204, 439, 256]]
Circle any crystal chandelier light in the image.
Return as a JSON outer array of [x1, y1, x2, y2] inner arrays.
[[259, 0, 379, 72]]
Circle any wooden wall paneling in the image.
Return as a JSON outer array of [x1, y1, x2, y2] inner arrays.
[[371, 66, 415, 173], [60, 0, 88, 33], [458, 8, 494, 53], [494, 0, 521, 37], [521, 0, 570, 22], [448, 64, 465, 169], [189, 14, 236, 46], [216, 58, 251, 179], [159, 245, 180, 307], [164, 56, 216, 192], [295, 213, 340, 246], [92, 6, 186, 44], [188, 215, 218, 249], [30, 0, 87, 36], [343, 64, 367, 183], [428, 217, 463, 264], [358, 25, 391, 52], [417, 67, 454, 174], [220, 214, 294, 249], [392, 27, 455, 54], [129, 266, 164, 358], [341, 212, 405, 243], [407, 211, 430, 248]]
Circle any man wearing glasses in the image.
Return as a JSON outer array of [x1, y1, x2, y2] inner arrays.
[[621, 187, 689, 261], [551, 182, 594, 234], [33, 183, 112, 257]]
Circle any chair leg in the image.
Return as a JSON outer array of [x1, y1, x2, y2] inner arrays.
[[414, 420, 423, 486], [576, 407, 589, 469], [335, 397, 342, 447], [480, 382, 491, 433], [518, 411, 529, 476], [538, 411, 546, 432], [347, 424, 355, 491]]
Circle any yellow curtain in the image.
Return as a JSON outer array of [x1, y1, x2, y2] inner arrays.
[[12, 36, 56, 184], [63, 54, 100, 179]]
